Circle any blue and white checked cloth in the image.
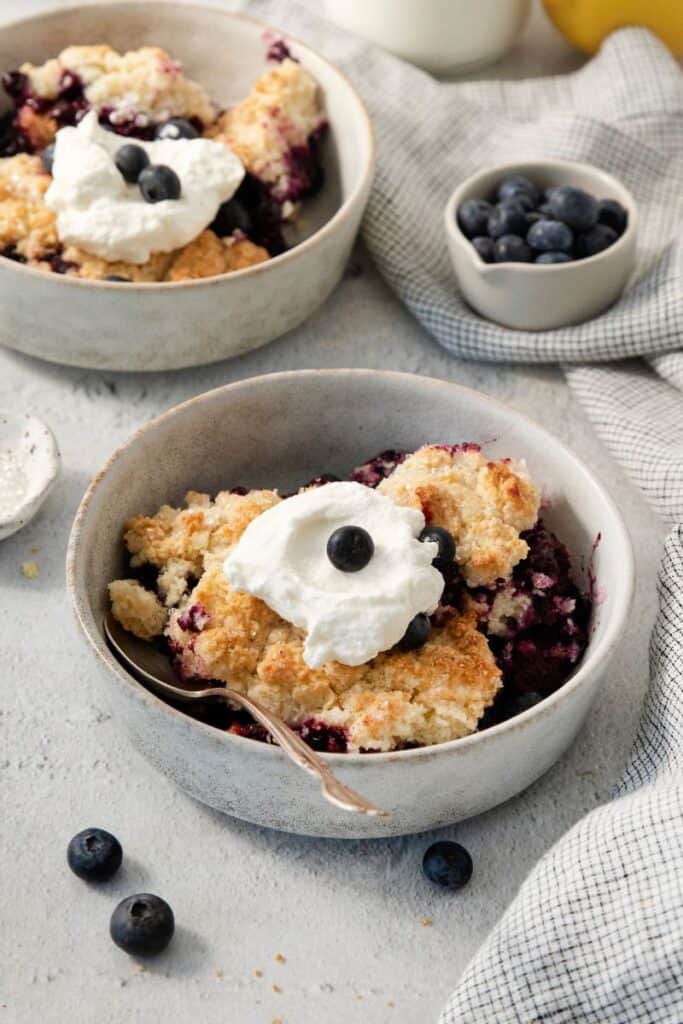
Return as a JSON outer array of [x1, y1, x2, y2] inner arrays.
[[251, 4, 683, 1020]]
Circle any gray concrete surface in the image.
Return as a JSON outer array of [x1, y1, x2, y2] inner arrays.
[[0, 3, 666, 1023]]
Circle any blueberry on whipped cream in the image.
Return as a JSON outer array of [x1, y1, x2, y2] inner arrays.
[[45, 110, 244, 263], [138, 164, 181, 203], [114, 143, 149, 184], [224, 481, 442, 668], [327, 525, 374, 572]]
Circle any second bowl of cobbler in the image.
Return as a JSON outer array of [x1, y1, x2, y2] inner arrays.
[[0, 2, 374, 369], [68, 370, 634, 838]]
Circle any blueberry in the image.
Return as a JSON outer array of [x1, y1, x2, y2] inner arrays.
[[456, 199, 492, 239], [538, 202, 554, 218], [154, 117, 199, 141], [104, 274, 131, 281], [210, 197, 253, 237], [508, 192, 535, 213], [41, 143, 55, 174], [527, 218, 573, 253], [471, 236, 495, 263], [419, 525, 455, 570], [487, 201, 528, 240], [494, 234, 533, 263], [525, 211, 543, 227], [327, 526, 374, 572], [110, 894, 175, 956], [497, 174, 540, 206], [115, 143, 150, 183], [574, 223, 618, 258], [422, 841, 473, 890], [138, 165, 181, 203], [511, 691, 544, 714], [398, 613, 431, 651], [549, 185, 599, 231], [598, 198, 627, 235], [67, 828, 122, 882], [535, 252, 572, 264]]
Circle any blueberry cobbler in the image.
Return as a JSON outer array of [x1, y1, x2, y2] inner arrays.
[[0, 42, 326, 281], [108, 445, 591, 753]]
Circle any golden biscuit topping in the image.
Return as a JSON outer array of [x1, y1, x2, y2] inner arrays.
[[207, 59, 325, 199], [111, 482, 505, 751], [21, 45, 215, 126], [378, 445, 540, 586]]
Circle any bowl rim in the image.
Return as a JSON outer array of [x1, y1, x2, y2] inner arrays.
[[444, 158, 638, 272], [66, 368, 635, 765], [0, 0, 376, 290]]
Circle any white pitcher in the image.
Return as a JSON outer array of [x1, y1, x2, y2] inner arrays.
[[323, 0, 531, 74]]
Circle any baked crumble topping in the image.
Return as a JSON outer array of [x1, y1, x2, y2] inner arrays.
[[108, 446, 590, 753], [377, 445, 540, 586], [0, 41, 325, 281]]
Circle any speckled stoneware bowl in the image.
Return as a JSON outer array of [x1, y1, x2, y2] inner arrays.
[[67, 371, 634, 838], [444, 159, 638, 330], [0, 3, 374, 371]]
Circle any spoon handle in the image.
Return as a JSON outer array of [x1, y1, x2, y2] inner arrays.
[[218, 688, 389, 817]]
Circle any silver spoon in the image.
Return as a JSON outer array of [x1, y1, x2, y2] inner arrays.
[[103, 613, 388, 818]]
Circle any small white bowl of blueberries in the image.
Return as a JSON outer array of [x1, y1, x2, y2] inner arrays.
[[444, 159, 637, 330]]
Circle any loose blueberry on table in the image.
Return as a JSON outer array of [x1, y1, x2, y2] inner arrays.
[[423, 841, 473, 890], [457, 174, 627, 264], [110, 893, 175, 956], [67, 827, 122, 882]]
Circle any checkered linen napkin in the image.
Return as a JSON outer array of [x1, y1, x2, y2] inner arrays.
[[250, 3, 683, 1019]]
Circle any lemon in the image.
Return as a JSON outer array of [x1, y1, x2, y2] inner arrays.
[[542, 0, 683, 56]]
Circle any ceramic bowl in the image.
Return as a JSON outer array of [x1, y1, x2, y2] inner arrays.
[[67, 370, 634, 839], [0, 3, 374, 371], [444, 159, 638, 330], [0, 412, 60, 540]]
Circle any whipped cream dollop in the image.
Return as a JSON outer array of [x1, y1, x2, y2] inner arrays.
[[224, 481, 443, 668], [45, 111, 244, 263]]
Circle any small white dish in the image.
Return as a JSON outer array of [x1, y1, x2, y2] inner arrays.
[[0, 412, 60, 540], [444, 159, 638, 330]]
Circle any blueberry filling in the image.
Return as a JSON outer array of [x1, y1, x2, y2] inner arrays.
[[266, 39, 297, 64], [154, 117, 199, 141], [0, 69, 89, 156]]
